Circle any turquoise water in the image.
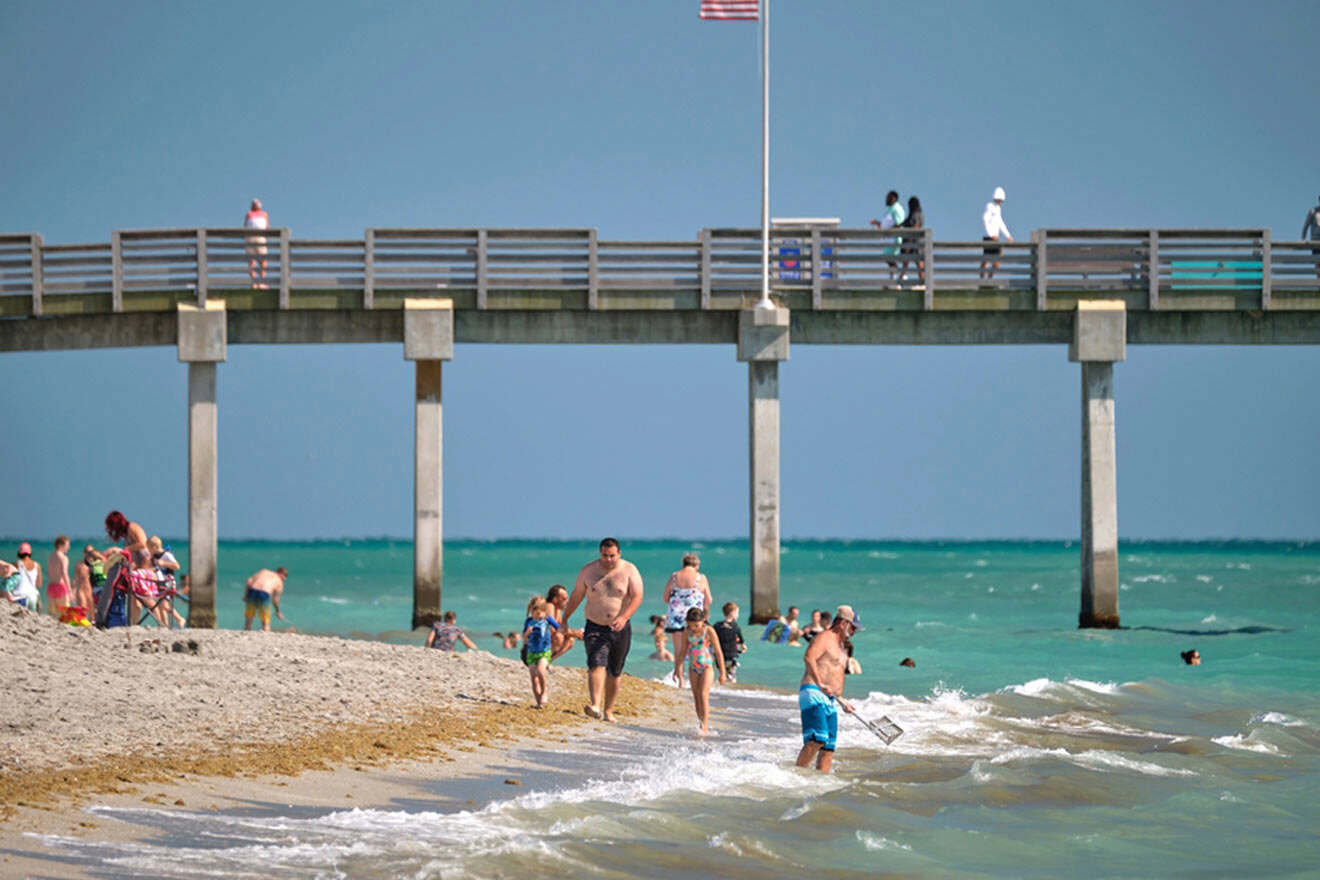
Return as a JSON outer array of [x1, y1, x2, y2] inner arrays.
[[31, 539, 1320, 877]]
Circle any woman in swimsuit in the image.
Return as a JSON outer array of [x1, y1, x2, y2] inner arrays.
[[661, 552, 713, 687], [683, 606, 727, 735]]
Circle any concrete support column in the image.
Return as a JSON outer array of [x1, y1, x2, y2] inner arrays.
[[1070, 301, 1125, 628], [404, 299, 454, 630], [738, 306, 790, 624], [177, 301, 226, 628]]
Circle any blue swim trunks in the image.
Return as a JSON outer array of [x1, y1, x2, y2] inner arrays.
[[799, 684, 838, 751]]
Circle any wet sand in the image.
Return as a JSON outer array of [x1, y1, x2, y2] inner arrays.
[[0, 609, 686, 878]]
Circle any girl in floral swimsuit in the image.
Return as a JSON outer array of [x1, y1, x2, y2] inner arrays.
[[683, 606, 727, 735]]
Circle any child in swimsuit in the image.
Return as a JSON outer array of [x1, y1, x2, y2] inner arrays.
[[523, 595, 560, 709], [683, 606, 727, 735]]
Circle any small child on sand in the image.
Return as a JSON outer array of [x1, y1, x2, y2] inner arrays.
[[649, 614, 674, 662], [523, 596, 560, 708], [683, 606, 726, 735]]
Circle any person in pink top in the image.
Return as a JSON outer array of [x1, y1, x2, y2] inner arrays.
[[244, 198, 269, 288]]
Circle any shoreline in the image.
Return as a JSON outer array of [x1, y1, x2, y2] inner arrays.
[[0, 610, 688, 878]]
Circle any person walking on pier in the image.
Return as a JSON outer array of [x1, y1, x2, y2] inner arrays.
[[562, 537, 644, 723], [1302, 195, 1320, 280], [980, 186, 1013, 280], [900, 196, 926, 286], [870, 190, 906, 280], [244, 198, 270, 289]]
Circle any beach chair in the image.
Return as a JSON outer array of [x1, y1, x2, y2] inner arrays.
[[138, 572, 188, 628]]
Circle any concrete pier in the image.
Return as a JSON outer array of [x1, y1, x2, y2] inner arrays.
[[1070, 301, 1125, 628], [739, 307, 790, 624], [404, 300, 454, 629], [177, 301, 226, 628]]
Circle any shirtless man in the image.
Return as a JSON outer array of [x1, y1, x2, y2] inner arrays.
[[797, 604, 864, 773], [243, 567, 287, 631], [45, 536, 72, 616], [562, 538, 644, 722]]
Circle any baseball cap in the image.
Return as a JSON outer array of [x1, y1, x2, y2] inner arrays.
[[993, 186, 1006, 201], [835, 605, 865, 630], [17, 542, 32, 556]]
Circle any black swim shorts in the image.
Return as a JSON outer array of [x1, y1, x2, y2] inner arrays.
[[982, 235, 1002, 257], [583, 619, 631, 677]]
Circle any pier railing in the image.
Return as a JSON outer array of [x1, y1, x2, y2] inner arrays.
[[2, 227, 1316, 317]]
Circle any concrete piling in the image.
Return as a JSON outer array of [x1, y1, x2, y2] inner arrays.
[[404, 299, 454, 629], [739, 306, 790, 624], [1070, 301, 1125, 628], [177, 301, 226, 628]]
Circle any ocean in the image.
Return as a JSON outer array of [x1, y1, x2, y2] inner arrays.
[[31, 539, 1320, 877]]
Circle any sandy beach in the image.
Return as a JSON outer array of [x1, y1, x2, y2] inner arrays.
[[0, 609, 687, 878]]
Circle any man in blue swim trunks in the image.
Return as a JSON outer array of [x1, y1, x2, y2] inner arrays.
[[243, 566, 287, 631], [796, 604, 862, 772]]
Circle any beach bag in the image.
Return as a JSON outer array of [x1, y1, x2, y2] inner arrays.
[[95, 563, 129, 628]]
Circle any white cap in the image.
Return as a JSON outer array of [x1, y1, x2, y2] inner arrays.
[[993, 186, 1006, 202]]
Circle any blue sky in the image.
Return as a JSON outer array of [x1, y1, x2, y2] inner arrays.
[[1, 0, 1317, 541]]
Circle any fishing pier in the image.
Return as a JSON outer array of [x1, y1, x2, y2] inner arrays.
[[3, 224, 1318, 628]]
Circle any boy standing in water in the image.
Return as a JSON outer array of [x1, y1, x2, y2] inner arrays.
[[713, 602, 746, 682], [523, 596, 560, 708], [796, 605, 863, 772]]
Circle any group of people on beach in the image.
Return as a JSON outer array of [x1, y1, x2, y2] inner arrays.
[[424, 538, 865, 764], [1, 514, 187, 629], [1, 510, 294, 634]]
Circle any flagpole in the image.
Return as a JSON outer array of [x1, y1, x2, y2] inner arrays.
[[756, 0, 772, 308]]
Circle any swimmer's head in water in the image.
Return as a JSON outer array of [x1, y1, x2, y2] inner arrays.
[[900, 657, 916, 668], [1181, 649, 1201, 665]]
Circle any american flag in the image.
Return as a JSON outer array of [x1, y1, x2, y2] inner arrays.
[[700, 0, 758, 21]]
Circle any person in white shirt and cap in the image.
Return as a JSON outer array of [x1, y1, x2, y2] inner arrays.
[[980, 186, 1013, 280]]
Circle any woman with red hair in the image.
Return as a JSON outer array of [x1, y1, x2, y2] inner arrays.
[[102, 511, 152, 624], [103, 510, 147, 557]]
